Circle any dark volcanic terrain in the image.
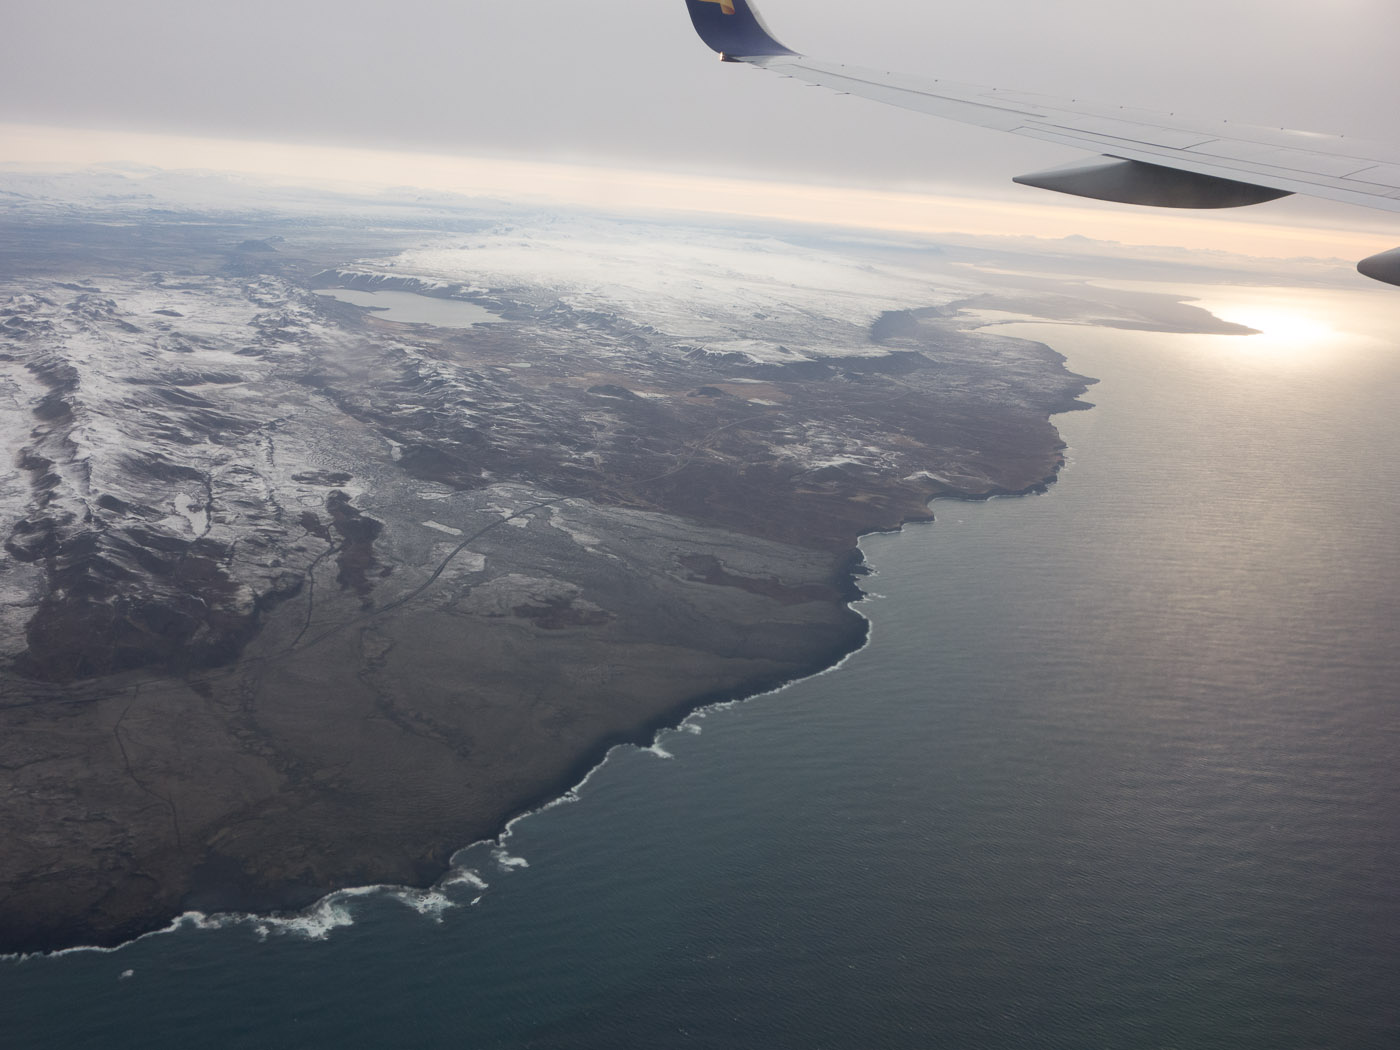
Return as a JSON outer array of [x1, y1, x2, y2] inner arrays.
[[0, 185, 1097, 953]]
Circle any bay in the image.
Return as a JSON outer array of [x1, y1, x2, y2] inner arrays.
[[4, 283, 1397, 1049]]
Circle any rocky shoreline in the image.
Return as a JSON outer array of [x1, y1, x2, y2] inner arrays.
[[0, 197, 1094, 954]]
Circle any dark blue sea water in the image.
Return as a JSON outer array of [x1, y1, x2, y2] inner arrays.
[[4, 286, 1398, 1049]]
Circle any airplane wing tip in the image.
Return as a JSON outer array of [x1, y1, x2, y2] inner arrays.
[[684, 0, 796, 59]]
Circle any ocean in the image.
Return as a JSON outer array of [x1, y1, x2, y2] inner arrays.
[[4, 282, 1397, 1049]]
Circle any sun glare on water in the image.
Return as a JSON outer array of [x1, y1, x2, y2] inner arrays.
[[1225, 303, 1335, 354], [1189, 287, 1379, 368]]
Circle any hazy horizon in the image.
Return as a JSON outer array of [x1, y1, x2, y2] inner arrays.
[[10, 0, 1400, 322]]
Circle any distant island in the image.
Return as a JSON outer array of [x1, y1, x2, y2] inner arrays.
[[0, 183, 1112, 953]]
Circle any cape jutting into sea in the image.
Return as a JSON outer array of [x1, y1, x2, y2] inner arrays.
[[3, 286, 1398, 1050]]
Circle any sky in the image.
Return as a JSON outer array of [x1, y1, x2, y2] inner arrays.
[[3, 0, 1400, 260]]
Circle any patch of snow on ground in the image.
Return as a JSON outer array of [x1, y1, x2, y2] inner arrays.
[[545, 505, 609, 554], [166, 492, 210, 536], [373, 219, 973, 364]]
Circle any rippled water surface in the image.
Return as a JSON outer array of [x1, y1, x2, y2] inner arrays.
[[4, 284, 1398, 1049]]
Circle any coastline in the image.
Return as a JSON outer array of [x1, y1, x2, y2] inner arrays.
[[10, 252, 1399, 1050], [0, 372, 1085, 955], [5, 598, 874, 961], [3, 447, 1088, 961], [0, 200, 1098, 957]]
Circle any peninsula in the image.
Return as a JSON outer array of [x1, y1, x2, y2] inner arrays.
[[0, 183, 1106, 953]]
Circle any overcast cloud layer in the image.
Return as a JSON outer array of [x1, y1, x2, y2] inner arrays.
[[5, 0, 1397, 187]]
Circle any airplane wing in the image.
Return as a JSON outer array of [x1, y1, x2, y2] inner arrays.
[[683, 0, 1400, 287]]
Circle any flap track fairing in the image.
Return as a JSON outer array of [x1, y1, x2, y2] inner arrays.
[[1013, 157, 1293, 209]]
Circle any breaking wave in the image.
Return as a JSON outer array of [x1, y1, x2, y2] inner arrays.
[[492, 848, 530, 871], [2, 864, 494, 960]]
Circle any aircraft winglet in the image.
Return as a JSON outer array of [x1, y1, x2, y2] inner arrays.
[[684, 0, 795, 60]]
